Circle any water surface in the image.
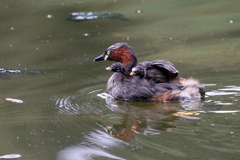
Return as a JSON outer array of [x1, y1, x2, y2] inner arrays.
[[0, 0, 240, 159]]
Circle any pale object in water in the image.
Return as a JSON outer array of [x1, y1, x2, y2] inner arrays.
[[5, 98, 23, 103], [0, 154, 21, 159]]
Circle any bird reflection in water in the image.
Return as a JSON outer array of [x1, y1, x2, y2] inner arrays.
[[57, 94, 202, 160], [107, 124, 138, 142], [101, 93, 202, 142]]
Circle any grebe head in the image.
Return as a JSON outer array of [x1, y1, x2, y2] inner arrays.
[[94, 42, 137, 71]]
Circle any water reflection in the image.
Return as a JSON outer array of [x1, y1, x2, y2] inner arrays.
[[53, 87, 206, 159], [205, 85, 240, 106], [55, 94, 188, 159], [98, 93, 204, 140], [68, 12, 126, 21], [219, 86, 240, 91], [208, 110, 240, 113], [57, 130, 126, 160], [206, 91, 238, 96]]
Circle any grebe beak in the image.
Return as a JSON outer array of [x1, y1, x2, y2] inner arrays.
[[93, 53, 107, 61]]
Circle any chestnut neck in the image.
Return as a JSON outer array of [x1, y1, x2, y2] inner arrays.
[[121, 55, 137, 73], [112, 46, 137, 73]]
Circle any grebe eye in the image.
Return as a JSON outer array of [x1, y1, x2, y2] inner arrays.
[[104, 50, 111, 60]]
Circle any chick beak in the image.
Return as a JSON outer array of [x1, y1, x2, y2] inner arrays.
[[130, 72, 136, 76], [106, 67, 112, 71]]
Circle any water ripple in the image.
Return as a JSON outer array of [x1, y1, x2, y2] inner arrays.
[[218, 86, 240, 91], [51, 90, 105, 115], [206, 85, 240, 96], [206, 91, 238, 96]]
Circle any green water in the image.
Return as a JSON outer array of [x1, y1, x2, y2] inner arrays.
[[0, 0, 240, 159]]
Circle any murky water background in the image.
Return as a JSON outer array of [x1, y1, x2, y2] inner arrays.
[[0, 0, 240, 159]]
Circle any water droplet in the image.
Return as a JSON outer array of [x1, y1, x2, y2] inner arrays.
[[229, 20, 234, 23], [136, 10, 142, 13], [83, 33, 89, 36], [169, 37, 172, 40], [47, 15, 53, 18], [10, 27, 14, 30]]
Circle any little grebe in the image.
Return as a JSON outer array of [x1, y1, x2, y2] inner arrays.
[[106, 62, 129, 76], [94, 42, 205, 102], [130, 60, 179, 83]]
